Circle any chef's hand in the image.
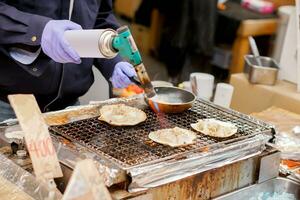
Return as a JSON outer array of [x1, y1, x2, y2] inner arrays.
[[41, 20, 82, 64], [111, 62, 137, 88]]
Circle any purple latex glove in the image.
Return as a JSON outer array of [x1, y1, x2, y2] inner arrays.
[[111, 62, 137, 88], [41, 20, 82, 64]]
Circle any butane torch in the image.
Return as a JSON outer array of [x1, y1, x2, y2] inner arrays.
[[64, 26, 156, 98]]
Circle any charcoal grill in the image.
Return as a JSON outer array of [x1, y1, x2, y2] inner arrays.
[[43, 95, 273, 192], [50, 99, 270, 170]]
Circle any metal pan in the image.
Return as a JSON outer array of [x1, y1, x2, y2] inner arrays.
[[147, 86, 196, 113]]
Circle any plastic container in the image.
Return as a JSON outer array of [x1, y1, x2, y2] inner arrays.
[[213, 83, 234, 108], [190, 73, 215, 100]]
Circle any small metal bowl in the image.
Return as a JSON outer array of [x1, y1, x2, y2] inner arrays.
[[244, 55, 279, 85], [147, 87, 196, 113]]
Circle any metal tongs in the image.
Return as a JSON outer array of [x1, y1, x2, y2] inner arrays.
[[128, 75, 156, 98], [128, 76, 142, 87]]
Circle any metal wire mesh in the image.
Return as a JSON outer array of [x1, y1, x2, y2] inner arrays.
[[49, 100, 270, 169]]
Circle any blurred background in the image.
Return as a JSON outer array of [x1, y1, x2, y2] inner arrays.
[[81, 0, 296, 105], [112, 0, 294, 84]]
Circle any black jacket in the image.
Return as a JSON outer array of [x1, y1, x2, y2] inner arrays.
[[0, 0, 121, 111]]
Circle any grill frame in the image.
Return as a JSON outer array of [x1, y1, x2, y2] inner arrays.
[[49, 98, 272, 170]]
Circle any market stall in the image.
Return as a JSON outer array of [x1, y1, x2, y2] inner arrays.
[[0, 0, 299, 199]]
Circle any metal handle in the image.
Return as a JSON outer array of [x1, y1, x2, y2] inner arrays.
[[248, 36, 262, 66], [128, 76, 142, 86]]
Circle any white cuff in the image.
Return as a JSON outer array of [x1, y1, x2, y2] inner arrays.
[[9, 47, 41, 65]]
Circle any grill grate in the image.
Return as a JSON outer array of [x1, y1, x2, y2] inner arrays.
[[49, 100, 269, 169]]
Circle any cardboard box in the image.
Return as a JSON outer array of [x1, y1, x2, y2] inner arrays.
[[114, 0, 142, 19], [130, 23, 150, 54], [230, 73, 300, 114]]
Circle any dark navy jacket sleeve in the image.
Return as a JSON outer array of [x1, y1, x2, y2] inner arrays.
[[0, 2, 51, 46], [93, 0, 122, 80]]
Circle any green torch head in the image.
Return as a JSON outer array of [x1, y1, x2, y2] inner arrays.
[[112, 26, 142, 66]]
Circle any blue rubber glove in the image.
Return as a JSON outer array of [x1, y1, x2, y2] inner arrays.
[[111, 62, 137, 88], [41, 20, 82, 64]]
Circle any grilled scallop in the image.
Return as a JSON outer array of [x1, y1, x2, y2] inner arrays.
[[191, 119, 237, 138], [148, 127, 197, 147], [99, 104, 147, 126]]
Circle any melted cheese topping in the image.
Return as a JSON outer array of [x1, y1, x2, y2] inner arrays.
[[149, 127, 197, 147], [191, 119, 237, 138], [99, 104, 147, 126]]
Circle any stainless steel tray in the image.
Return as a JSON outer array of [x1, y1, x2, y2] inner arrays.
[[244, 55, 279, 85], [214, 177, 300, 200]]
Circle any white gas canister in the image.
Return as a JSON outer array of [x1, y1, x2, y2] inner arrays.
[[64, 29, 118, 59]]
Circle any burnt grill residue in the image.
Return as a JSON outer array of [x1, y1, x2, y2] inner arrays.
[[49, 100, 269, 169]]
